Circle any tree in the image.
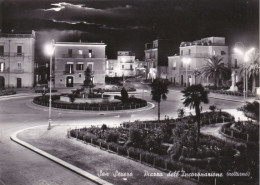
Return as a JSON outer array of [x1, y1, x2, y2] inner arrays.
[[246, 50, 260, 93], [120, 87, 129, 104], [201, 55, 231, 87], [181, 84, 209, 144], [150, 78, 169, 123]]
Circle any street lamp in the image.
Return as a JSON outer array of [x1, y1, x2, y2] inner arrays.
[[182, 57, 191, 87], [44, 40, 55, 130], [234, 46, 255, 102]]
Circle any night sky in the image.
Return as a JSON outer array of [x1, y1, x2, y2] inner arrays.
[[0, 0, 259, 60]]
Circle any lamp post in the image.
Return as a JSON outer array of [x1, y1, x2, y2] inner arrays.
[[182, 57, 191, 87], [234, 46, 255, 102], [44, 40, 55, 130]]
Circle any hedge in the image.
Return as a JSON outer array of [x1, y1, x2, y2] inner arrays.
[[33, 95, 147, 111]]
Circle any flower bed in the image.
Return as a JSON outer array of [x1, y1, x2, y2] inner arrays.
[[69, 116, 258, 185], [209, 89, 255, 97], [33, 95, 147, 111], [0, 89, 16, 96], [221, 121, 259, 143]]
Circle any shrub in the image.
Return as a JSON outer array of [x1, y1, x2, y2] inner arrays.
[[105, 130, 119, 143]]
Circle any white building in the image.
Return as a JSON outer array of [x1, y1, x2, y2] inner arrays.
[[0, 31, 35, 88], [168, 37, 229, 86], [106, 51, 136, 77]]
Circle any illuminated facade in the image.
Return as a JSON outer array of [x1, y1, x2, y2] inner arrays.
[[106, 51, 136, 77], [144, 39, 174, 79], [168, 37, 229, 86], [54, 42, 106, 88], [0, 31, 35, 88]]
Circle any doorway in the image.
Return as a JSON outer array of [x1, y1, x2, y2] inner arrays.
[[66, 76, 73, 87], [17, 78, 22, 88]]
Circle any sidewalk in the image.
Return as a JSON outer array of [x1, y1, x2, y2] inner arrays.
[[14, 125, 199, 185], [167, 85, 256, 103]]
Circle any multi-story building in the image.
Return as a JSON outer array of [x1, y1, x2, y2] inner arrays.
[[144, 39, 174, 79], [0, 31, 35, 88], [106, 51, 136, 77], [168, 37, 229, 86], [54, 41, 106, 88]]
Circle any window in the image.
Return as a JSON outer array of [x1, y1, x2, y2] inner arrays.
[[17, 46, 22, 56], [130, 64, 133, 70], [0, 62, 4, 72], [18, 62, 21, 69], [180, 50, 183, 56], [89, 49, 92, 58], [221, 51, 225, 55], [188, 49, 191, 55], [234, 59, 238, 68], [122, 65, 124, 69], [79, 74, 82, 78], [0, 46, 4, 56], [173, 61, 176, 70], [65, 64, 74, 73], [46, 63, 49, 68], [76, 64, 84, 70], [68, 49, 72, 57], [78, 50, 83, 55]]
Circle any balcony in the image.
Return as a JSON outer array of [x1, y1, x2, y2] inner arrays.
[[63, 70, 75, 75], [14, 69, 24, 73], [62, 54, 95, 58], [0, 52, 24, 57], [0, 69, 9, 73], [181, 53, 211, 58]]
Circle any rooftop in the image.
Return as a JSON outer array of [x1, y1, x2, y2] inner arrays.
[[55, 42, 106, 46], [0, 31, 35, 39]]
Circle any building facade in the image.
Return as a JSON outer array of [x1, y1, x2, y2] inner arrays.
[[144, 39, 174, 79], [54, 42, 106, 88], [106, 51, 136, 77], [168, 37, 229, 86], [0, 31, 35, 88]]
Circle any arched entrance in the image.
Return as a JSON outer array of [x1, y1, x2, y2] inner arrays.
[[66, 76, 74, 87], [0, 76, 5, 89]]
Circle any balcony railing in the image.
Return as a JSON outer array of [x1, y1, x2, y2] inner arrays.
[[63, 70, 75, 75], [181, 53, 211, 58], [0, 33, 34, 38], [14, 69, 24, 73], [0, 52, 24, 57], [0, 69, 9, 73], [62, 54, 95, 58]]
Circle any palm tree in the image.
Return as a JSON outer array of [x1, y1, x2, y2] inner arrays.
[[181, 84, 209, 144], [201, 55, 231, 87], [246, 50, 259, 93], [150, 78, 169, 123]]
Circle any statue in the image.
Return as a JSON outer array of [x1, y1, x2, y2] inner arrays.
[[81, 67, 95, 97], [228, 71, 238, 92]]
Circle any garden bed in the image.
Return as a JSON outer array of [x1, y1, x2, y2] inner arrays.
[[209, 89, 255, 97], [69, 111, 258, 185], [220, 121, 259, 143], [33, 95, 147, 111], [0, 89, 16, 96]]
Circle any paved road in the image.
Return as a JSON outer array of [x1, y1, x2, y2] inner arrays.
[[0, 86, 243, 185]]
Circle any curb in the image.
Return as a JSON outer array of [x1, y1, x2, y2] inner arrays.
[[10, 125, 113, 185]]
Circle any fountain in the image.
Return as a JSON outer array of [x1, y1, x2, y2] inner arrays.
[[60, 67, 116, 103]]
